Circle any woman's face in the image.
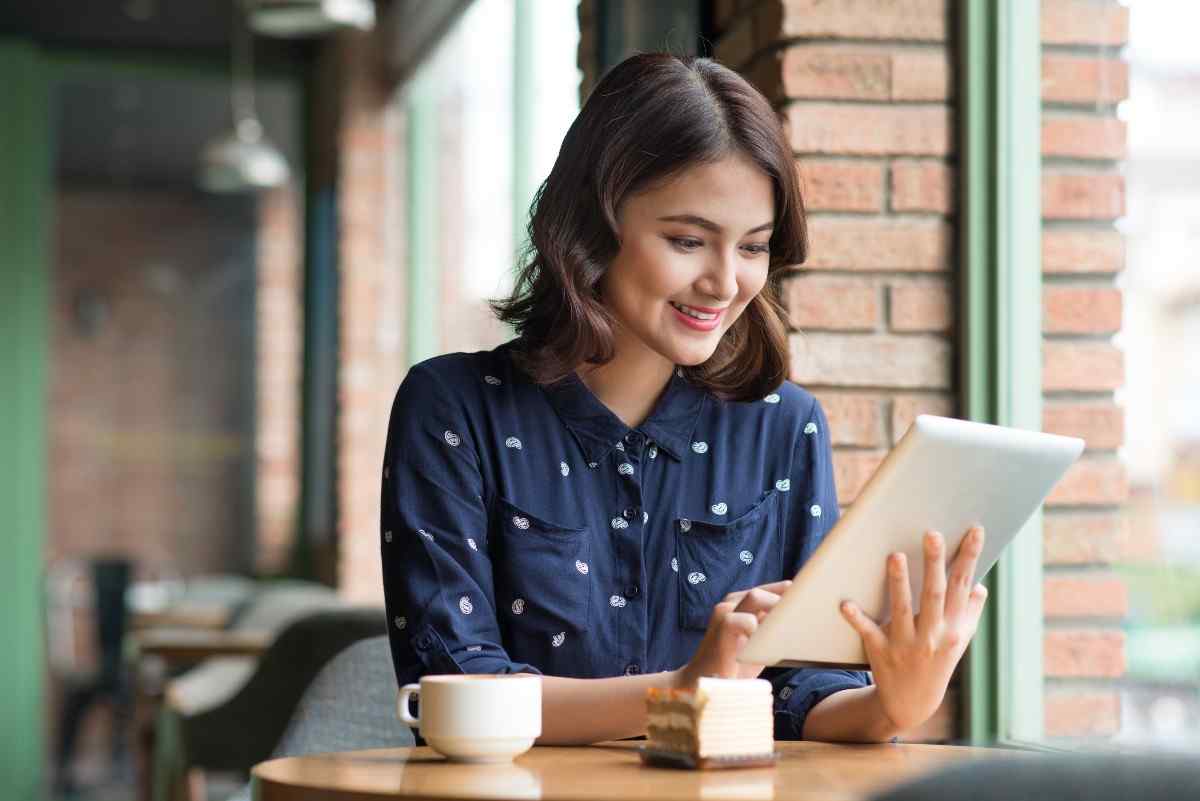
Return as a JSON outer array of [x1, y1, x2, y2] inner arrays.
[[602, 152, 775, 369]]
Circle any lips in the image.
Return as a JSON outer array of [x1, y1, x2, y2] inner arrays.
[[669, 301, 722, 321]]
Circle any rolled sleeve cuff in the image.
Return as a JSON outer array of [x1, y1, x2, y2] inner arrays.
[[771, 669, 872, 741], [410, 623, 543, 677]]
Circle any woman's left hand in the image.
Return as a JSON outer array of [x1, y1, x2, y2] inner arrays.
[[839, 526, 990, 734]]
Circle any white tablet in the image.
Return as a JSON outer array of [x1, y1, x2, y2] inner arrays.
[[739, 414, 1085, 669]]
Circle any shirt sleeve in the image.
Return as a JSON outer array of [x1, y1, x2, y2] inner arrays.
[[766, 394, 873, 740], [381, 363, 542, 687]]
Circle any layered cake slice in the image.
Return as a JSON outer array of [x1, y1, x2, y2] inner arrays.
[[644, 677, 775, 768]]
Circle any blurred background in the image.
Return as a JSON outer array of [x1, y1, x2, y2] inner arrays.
[[0, 1, 1196, 799]]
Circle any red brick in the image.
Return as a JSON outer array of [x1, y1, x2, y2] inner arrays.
[[889, 283, 953, 333], [1042, 229, 1124, 274], [1045, 691, 1121, 737], [1043, 286, 1122, 334], [891, 50, 951, 101], [1043, 173, 1125, 220], [1042, 402, 1125, 450], [812, 393, 886, 448], [891, 395, 955, 444], [1044, 629, 1125, 677], [890, 161, 954, 214], [1043, 341, 1124, 393], [787, 276, 880, 331], [1042, 1, 1129, 46], [1043, 511, 1131, 565], [1047, 458, 1129, 507], [797, 159, 885, 212], [780, 46, 891, 100], [805, 218, 950, 271], [1044, 574, 1129, 618], [791, 332, 953, 389], [1042, 56, 1129, 105], [1043, 116, 1126, 161], [787, 103, 952, 156], [833, 450, 887, 505], [777, 0, 948, 41]]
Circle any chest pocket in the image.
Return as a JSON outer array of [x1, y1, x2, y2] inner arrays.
[[675, 489, 783, 631], [492, 498, 592, 635]]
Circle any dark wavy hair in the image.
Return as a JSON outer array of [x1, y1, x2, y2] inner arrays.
[[491, 53, 806, 401]]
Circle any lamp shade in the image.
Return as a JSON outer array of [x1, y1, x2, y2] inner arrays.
[[198, 118, 290, 193], [247, 0, 375, 37]]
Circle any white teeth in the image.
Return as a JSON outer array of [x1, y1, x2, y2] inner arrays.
[[671, 302, 717, 321]]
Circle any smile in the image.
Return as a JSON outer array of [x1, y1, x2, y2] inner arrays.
[[669, 301, 721, 321]]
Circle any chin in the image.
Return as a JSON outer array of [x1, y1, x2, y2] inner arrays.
[[659, 336, 721, 368]]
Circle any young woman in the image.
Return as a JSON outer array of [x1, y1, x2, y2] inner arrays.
[[381, 54, 989, 745]]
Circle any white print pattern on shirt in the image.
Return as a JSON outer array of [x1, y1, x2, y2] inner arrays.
[[610, 595, 627, 608], [648, 444, 658, 459], [780, 686, 794, 701], [484, 375, 502, 385], [776, 479, 791, 492], [575, 560, 589, 575], [764, 393, 781, 404], [618, 462, 634, 476], [467, 538, 477, 551], [740, 550, 754, 565], [687, 571, 707, 585], [679, 518, 691, 532], [588, 462, 598, 469], [505, 436, 522, 450], [512, 516, 530, 530], [611, 517, 629, 530], [810, 504, 822, 518], [643, 510, 649, 524], [552, 632, 566, 647], [711, 502, 728, 515], [615, 441, 624, 452], [383, 530, 393, 543], [512, 598, 525, 615], [691, 441, 708, 454], [394, 616, 406, 630], [671, 557, 679, 572], [560, 461, 569, 477], [443, 430, 461, 447], [466, 645, 483, 652], [417, 529, 433, 542], [804, 422, 818, 435], [459, 596, 473, 615]]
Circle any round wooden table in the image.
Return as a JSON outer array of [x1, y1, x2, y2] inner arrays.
[[252, 740, 1015, 801]]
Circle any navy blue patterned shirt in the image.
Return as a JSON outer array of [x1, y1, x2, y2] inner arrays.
[[381, 340, 871, 739]]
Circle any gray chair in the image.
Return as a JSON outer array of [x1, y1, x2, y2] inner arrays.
[[154, 608, 388, 801], [870, 751, 1200, 801], [225, 635, 413, 801]]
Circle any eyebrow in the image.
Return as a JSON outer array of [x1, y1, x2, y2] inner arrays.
[[657, 214, 774, 236]]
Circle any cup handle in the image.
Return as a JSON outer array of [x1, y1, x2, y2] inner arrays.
[[397, 684, 421, 728]]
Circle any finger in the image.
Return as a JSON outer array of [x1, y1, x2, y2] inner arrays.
[[840, 601, 888, 656], [732, 587, 782, 617], [715, 611, 759, 677], [916, 530, 946, 639], [945, 527, 985, 621], [965, 581, 989, 624], [754, 579, 793, 595], [886, 552, 915, 640]]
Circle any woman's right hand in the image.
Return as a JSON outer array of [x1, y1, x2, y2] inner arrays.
[[674, 580, 792, 689]]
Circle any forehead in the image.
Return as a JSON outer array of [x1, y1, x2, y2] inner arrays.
[[625, 153, 775, 226]]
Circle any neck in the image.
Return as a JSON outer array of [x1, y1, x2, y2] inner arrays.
[[577, 328, 675, 429]]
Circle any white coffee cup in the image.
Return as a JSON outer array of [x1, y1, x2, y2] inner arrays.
[[397, 674, 542, 763]]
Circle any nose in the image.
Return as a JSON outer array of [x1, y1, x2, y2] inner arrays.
[[696, 248, 739, 304]]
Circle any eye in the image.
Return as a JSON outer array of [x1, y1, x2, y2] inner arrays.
[[741, 243, 770, 256], [667, 236, 703, 252]]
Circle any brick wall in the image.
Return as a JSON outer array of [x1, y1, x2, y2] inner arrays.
[[1038, 0, 1130, 741], [328, 28, 407, 603], [711, 0, 1132, 743]]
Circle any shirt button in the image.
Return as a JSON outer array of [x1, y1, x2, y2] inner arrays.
[[622, 506, 641, 521], [415, 633, 434, 650], [624, 431, 643, 448], [626, 584, 640, 598], [624, 663, 641, 675]]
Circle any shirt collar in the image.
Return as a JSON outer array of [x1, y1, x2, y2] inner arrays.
[[541, 367, 707, 464]]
